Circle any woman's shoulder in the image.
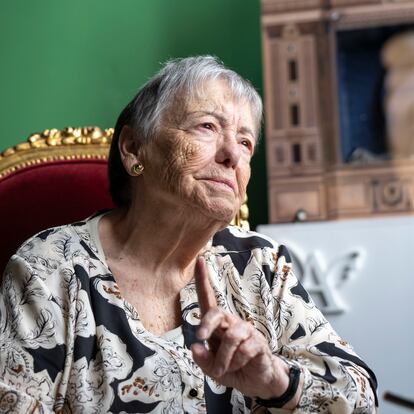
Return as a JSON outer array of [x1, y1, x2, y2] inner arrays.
[[13, 213, 101, 264]]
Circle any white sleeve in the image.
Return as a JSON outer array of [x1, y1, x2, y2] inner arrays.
[[265, 245, 377, 413]]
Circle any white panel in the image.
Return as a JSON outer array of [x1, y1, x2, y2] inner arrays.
[[258, 216, 414, 414]]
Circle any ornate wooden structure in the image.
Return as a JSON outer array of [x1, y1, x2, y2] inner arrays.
[[261, 0, 414, 222]]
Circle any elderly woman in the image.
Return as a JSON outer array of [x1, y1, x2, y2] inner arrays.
[[0, 56, 377, 413]]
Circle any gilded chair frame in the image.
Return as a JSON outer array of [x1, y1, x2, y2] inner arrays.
[[0, 127, 112, 179]]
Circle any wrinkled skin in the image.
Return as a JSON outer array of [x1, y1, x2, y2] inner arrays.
[[124, 79, 257, 227]]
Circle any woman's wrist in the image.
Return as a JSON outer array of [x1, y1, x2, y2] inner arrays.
[[255, 357, 303, 409], [256, 356, 290, 399]]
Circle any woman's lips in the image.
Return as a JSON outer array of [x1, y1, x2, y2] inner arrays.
[[199, 177, 236, 192]]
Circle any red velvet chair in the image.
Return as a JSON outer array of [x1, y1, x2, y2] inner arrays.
[[0, 126, 250, 273], [0, 127, 114, 272]]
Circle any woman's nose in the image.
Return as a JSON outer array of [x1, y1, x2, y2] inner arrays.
[[215, 135, 241, 168]]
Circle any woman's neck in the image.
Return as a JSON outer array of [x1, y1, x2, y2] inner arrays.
[[97, 194, 229, 335], [99, 197, 225, 283]]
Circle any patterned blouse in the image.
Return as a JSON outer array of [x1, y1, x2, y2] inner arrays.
[[0, 212, 377, 413]]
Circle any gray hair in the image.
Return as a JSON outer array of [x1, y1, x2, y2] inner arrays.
[[108, 55, 262, 207]]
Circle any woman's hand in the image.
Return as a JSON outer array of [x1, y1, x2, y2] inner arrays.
[[191, 257, 301, 406]]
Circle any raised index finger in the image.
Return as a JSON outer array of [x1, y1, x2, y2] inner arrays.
[[195, 256, 217, 316]]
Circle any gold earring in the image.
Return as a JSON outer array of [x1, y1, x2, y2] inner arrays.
[[131, 162, 144, 176]]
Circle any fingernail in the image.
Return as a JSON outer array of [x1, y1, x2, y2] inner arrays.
[[197, 327, 208, 339], [215, 367, 224, 377]]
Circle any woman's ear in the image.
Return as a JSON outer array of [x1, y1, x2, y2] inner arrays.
[[118, 125, 142, 175]]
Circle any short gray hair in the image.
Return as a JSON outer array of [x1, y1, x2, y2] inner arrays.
[[108, 55, 262, 207]]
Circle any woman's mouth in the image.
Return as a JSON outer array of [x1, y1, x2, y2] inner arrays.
[[198, 177, 236, 193]]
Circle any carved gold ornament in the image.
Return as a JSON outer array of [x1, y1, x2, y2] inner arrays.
[[0, 127, 113, 179], [231, 195, 250, 230]]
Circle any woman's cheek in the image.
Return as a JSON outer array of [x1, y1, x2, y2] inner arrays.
[[179, 141, 211, 172], [161, 136, 197, 170]]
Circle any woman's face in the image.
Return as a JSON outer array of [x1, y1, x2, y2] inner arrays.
[[139, 79, 257, 224]]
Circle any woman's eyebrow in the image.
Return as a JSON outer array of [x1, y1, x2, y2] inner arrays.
[[239, 126, 256, 140], [186, 110, 226, 123]]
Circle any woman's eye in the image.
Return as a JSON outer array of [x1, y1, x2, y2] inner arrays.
[[201, 122, 214, 130], [241, 139, 253, 151]]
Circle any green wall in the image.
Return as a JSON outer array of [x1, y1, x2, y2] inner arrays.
[[0, 0, 268, 227]]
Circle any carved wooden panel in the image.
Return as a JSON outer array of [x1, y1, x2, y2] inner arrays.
[[267, 140, 290, 176], [268, 177, 326, 221], [262, 0, 414, 223], [269, 25, 320, 132], [261, 0, 325, 14], [263, 23, 323, 180], [373, 178, 413, 213], [267, 39, 285, 132], [326, 176, 372, 217], [331, 3, 414, 30], [326, 162, 414, 219], [329, 0, 380, 6]]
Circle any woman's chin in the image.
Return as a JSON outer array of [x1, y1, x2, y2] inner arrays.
[[186, 190, 241, 227], [199, 201, 238, 226]]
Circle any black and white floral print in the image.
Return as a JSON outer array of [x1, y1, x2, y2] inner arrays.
[[0, 213, 377, 413]]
